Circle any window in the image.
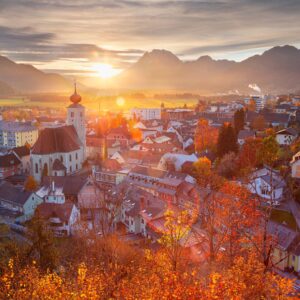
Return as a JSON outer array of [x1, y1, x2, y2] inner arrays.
[[69, 154, 72, 162], [76, 152, 78, 160], [60, 155, 63, 162], [35, 163, 38, 174], [71, 112, 74, 118], [69, 166, 72, 173]]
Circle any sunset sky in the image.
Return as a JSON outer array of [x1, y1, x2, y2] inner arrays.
[[0, 0, 300, 78]]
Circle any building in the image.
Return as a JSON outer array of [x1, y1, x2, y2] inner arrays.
[[0, 120, 38, 148], [247, 167, 286, 205], [244, 96, 265, 112], [0, 152, 21, 179], [290, 152, 300, 179], [0, 181, 42, 220], [37, 202, 80, 237], [275, 128, 298, 146], [131, 108, 161, 120], [11, 145, 31, 174], [30, 87, 86, 182]]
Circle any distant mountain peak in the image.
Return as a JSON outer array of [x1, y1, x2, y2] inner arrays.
[[196, 55, 213, 62], [263, 45, 299, 56], [138, 49, 181, 65]]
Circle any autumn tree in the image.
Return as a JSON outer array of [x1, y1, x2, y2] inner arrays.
[[158, 210, 192, 271], [27, 214, 59, 271], [238, 137, 263, 173], [199, 181, 259, 269], [217, 152, 238, 178], [24, 175, 38, 191], [233, 108, 245, 134], [193, 157, 212, 187], [252, 115, 266, 131], [217, 123, 238, 158], [194, 119, 218, 153]]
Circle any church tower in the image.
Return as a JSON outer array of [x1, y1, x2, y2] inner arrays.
[[67, 83, 86, 156]]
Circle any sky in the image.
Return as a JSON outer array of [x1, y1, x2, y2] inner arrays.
[[0, 0, 300, 78]]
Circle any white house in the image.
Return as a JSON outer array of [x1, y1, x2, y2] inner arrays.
[[290, 151, 300, 179], [247, 167, 286, 205], [276, 128, 298, 146], [37, 202, 80, 237], [158, 153, 198, 171], [0, 181, 43, 221]]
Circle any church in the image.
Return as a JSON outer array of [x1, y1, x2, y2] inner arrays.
[[31, 86, 86, 182]]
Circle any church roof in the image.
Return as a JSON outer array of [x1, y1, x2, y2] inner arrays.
[[31, 125, 81, 155]]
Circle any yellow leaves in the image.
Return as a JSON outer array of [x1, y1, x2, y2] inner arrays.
[[77, 263, 87, 284]]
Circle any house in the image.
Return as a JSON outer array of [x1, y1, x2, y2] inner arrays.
[[106, 127, 132, 156], [276, 128, 298, 146], [120, 186, 166, 234], [237, 130, 256, 145], [92, 158, 122, 191], [0, 181, 42, 220], [0, 152, 21, 179], [11, 145, 30, 174], [158, 153, 198, 171], [37, 202, 80, 237], [291, 151, 300, 179], [267, 221, 300, 271], [36, 176, 87, 204], [247, 167, 286, 205]]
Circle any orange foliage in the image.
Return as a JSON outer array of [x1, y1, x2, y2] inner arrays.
[[194, 119, 218, 152]]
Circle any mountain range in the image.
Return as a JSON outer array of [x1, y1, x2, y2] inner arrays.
[[0, 45, 300, 96], [0, 55, 71, 95], [113, 45, 300, 94]]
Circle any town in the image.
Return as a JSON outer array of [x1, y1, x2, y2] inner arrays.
[[1, 85, 300, 295]]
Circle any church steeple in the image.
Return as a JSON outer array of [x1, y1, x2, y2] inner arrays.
[[70, 81, 82, 104]]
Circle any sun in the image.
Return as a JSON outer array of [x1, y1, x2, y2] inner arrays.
[[92, 63, 120, 79], [116, 97, 125, 107]]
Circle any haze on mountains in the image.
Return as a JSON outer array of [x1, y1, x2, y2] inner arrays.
[[1, 45, 300, 95]]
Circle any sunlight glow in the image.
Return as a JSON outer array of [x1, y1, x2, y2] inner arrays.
[[116, 97, 125, 107], [92, 63, 120, 78]]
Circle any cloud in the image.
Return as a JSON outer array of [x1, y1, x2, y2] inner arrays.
[[0, 0, 300, 75]]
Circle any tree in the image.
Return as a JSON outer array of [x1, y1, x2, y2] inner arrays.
[[257, 135, 280, 167], [194, 119, 218, 153], [158, 210, 192, 271], [27, 214, 59, 271], [233, 108, 245, 134], [238, 137, 263, 173], [217, 123, 238, 158], [24, 175, 38, 191], [193, 157, 212, 187], [252, 115, 266, 131], [217, 152, 238, 178], [198, 181, 259, 269]]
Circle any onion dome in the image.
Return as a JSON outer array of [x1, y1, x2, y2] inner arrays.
[[70, 82, 81, 103]]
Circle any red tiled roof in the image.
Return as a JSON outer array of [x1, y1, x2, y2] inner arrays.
[[32, 125, 81, 155], [37, 202, 74, 222]]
